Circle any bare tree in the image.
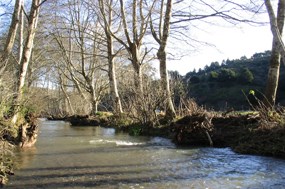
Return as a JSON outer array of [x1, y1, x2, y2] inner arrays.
[[98, 0, 123, 114], [0, 0, 23, 76], [59, 73, 75, 115], [111, 0, 156, 94], [51, 0, 109, 115], [12, 0, 42, 124], [150, 0, 176, 118], [264, 0, 285, 108]]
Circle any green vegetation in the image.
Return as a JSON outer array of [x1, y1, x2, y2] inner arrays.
[[183, 51, 285, 110], [0, 141, 14, 185]]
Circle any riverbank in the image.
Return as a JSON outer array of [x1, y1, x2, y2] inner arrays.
[[0, 113, 38, 186], [47, 112, 285, 159], [6, 121, 285, 188]]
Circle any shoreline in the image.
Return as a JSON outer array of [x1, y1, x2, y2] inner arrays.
[[47, 113, 285, 159]]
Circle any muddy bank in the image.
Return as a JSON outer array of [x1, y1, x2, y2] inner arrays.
[[171, 114, 285, 159], [47, 114, 109, 126], [0, 113, 38, 186]]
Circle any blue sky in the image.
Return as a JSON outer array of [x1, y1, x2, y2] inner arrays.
[[163, 0, 275, 75], [166, 21, 273, 75], [0, 0, 278, 76]]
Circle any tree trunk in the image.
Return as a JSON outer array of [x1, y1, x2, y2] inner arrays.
[[0, 0, 23, 75], [158, 49, 176, 118], [151, 0, 176, 118], [118, 0, 144, 95], [264, 0, 285, 108], [99, 0, 123, 113], [89, 86, 98, 115], [108, 52, 123, 113], [12, 0, 41, 124], [18, 1, 24, 65], [59, 74, 74, 115], [132, 54, 143, 95]]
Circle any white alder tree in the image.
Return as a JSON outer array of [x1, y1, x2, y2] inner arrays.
[[0, 0, 23, 76], [150, 0, 176, 119], [264, 0, 285, 108], [98, 0, 123, 114], [12, 0, 43, 124], [51, 0, 109, 115], [110, 0, 156, 95]]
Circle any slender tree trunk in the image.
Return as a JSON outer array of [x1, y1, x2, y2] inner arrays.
[[108, 55, 123, 113], [18, 1, 24, 65], [264, 0, 285, 108], [106, 9, 123, 113], [12, 0, 41, 124], [99, 0, 123, 114], [108, 44, 123, 113], [118, 0, 144, 96], [151, 0, 176, 118], [0, 0, 23, 75], [131, 49, 143, 94], [90, 89, 98, 115], [158, 50, 176, 118], [59, 75, 74, 115]]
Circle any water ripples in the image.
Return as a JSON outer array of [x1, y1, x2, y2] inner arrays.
[[5, 121, 285, 189]]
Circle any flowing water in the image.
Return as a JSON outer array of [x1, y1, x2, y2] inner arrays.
[[5, 120, 285, 189]]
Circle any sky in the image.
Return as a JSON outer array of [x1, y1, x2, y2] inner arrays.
[[0, 0, 276, 77], [165, 18, 273, 76], [161, 0, 276, 76]]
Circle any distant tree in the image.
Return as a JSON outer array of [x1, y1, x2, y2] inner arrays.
[[239, 68, 254, 84], [189, 75, 200, 84], [169, 70, 182, 80], [209, 71, 219, 81], [204, 65, 210, 72], [240, 56, 247, 61], [217, 68, 237, 82], [209, 62, 219, 70]]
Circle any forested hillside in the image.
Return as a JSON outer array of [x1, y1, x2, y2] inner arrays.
[[183, 51, 285, 110]]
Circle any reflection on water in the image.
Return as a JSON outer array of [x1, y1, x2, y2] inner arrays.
[[13, 146, 37, 170], [5, 120, 285, 189]]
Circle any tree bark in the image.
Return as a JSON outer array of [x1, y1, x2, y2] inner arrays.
[[117, 0, 147, 95], [12, 0, 41, 124], [0, 0, 23, 76], [151, 0, 176, 118], [59, 74, 74, 115], [18, 1, 24, 65], [264, 0, 285, 108], [99, 0, 123, 114]]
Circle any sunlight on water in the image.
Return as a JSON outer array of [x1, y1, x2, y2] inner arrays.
[[5, 120, 285, 189], [89, 139, 145, 146]]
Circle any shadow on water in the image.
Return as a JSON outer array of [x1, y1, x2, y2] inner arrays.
[[4, 121, 285, 189]]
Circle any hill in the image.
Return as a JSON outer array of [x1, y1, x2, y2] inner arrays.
[[182, 50, 285, 110]]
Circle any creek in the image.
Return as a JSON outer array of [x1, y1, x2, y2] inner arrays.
[[5, 120, 285, 188]]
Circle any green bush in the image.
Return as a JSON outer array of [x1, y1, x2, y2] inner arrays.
[[129, 124, 142, 136], [20, 105, 36, 117]]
